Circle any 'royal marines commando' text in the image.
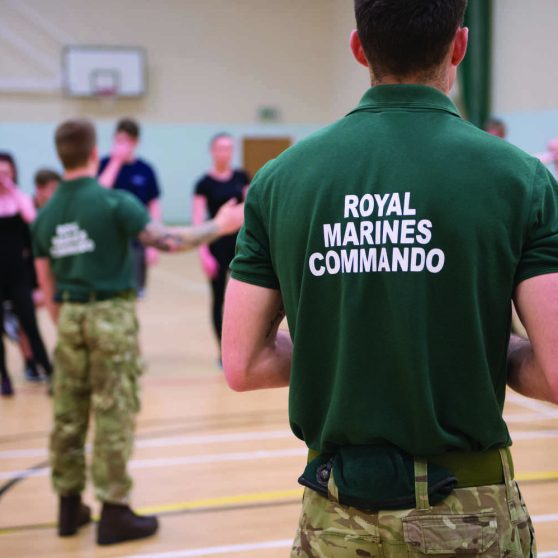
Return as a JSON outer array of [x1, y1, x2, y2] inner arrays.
[[309, 193, 445, 276]]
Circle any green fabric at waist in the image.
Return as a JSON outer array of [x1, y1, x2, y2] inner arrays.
[[307, 447, 512, 488]]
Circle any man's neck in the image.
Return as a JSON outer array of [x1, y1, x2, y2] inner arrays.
[[372, 76, 450, 94], [371, 65, 452, 94], [63, 168, 94, 181], [211, 165, 233, 178]]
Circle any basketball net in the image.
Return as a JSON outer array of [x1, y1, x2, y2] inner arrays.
[[93, 87, 119, 110]]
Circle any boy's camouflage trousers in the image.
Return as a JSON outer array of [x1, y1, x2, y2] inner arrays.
[[50, 298, 143, 504], [292, 450, 536, 557]]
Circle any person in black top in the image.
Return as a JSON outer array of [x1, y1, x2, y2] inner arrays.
[[98, 118, 162, 297], [193, 134, 250, 352], [0, 152, 52, 395]]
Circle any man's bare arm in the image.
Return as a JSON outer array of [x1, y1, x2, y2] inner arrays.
[[222, 278, 292, 392], [35, 258, 59, 323], [138, 220, 221, 252], [508, 273, 558, 403], [138, 199, 244, 252]]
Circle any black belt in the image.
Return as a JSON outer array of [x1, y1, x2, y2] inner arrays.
[[56, 290, 135, 303]]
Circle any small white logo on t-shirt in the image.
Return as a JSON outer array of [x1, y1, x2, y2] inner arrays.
[[50, 222, 95, 258]]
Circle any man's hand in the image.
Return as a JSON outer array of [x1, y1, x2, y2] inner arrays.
[[99, 137, 136, 188], [33, 289, 45, 307], [145, 247, 160, 266], [214, 200, 244, 236], [200, 247, 219, 279], [110, 138, 135, 162]]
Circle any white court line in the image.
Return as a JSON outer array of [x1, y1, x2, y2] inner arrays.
[[0, 429, 293, 460], [511, 429, 558, 441], [124, 539, 292, 558], [0, 447, 307, 480], [540, 553, 558, 558], [507, 393, 558, 419], [504, 412, 551, 423], [532, 513, 558, 523]]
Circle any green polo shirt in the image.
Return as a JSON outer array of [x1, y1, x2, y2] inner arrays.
[[231, 85, 558, 456], [32, 177, 150, 299]]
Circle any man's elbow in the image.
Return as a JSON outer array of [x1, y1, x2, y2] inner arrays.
[[222, 349, 254, 392], [223, 363, 252, 392]]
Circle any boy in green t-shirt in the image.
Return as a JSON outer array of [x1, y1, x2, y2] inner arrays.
[[33, 119, 243, 546]]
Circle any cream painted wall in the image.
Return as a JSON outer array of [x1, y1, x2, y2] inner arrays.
[[492, 0, 558, 114], [2, 1, 558, 123], [0, 0, 342, 123]]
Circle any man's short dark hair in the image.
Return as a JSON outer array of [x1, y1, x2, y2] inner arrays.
[[55, 119, 96, 170], [354, 0, 468, 79], [116, 118, 140, 140], [34, 168, 62, 188]]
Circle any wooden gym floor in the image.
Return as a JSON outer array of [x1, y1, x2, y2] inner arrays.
[[0, 252, 557, 557]]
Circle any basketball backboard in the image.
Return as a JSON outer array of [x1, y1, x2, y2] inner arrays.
[[62, 46, 146, 98]]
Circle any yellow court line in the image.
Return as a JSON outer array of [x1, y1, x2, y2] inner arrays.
[[516, 470, 558, 482], [137, 488, 304, 515]]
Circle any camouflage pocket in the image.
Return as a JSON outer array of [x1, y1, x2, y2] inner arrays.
[[297, 531, 381, 557], [402, 512, 498, 556], [292, 489, 382, 557]]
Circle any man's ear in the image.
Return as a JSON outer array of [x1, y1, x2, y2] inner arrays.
[[451, 27, 469, 67], [350, 30, 369, 68]]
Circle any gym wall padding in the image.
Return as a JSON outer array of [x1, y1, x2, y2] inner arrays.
[[459, 0, 493, 128]]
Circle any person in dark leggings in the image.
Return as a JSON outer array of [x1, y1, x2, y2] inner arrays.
[[0, 152, 52, 395], [192, 134, 250, 355]]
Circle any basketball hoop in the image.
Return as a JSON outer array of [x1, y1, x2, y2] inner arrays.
[[93, 85, 119, 109], [91, 68, 120, 109]]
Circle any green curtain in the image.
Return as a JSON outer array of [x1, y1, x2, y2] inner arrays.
[[459, 0, 493, 128]]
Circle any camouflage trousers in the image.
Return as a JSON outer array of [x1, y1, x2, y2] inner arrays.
[[292, 450, 536, 557], [50, 298, 143, 504]]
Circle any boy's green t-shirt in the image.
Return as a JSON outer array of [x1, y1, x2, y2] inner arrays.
[[32, 177, 150, 299], [231, 85, 558, 456]]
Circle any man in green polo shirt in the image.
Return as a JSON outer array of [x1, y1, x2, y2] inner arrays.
[[33, 119, 243, 546], [222, 1, 558, 556]]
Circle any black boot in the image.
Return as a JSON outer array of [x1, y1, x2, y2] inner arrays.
[[58, 495, 91, 537], [24, 360, 41, 383], [97, 503, 158, 546], [1, 375, 14, 396]]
